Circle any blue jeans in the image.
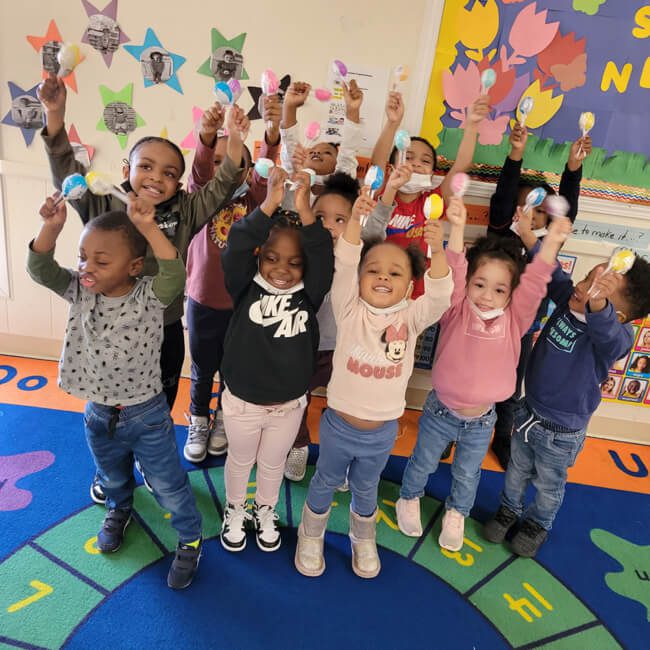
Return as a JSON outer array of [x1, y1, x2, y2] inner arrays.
[[307, 408, 398, 517], [84, 393, 202, 543], [400, 390, 497, 517], [502, 401, 586, 531]]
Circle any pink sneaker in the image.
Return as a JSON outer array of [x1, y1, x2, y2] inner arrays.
[[439, 508, 464, 551], [396, 497, 423, 537]]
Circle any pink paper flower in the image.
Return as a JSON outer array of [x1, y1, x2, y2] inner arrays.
[[477, 114, 510, 145], [442, 61, 480, 109], [503, 2, 559, 67]]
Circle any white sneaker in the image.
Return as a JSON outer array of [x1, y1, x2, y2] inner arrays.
[[183, 415, 209, 463], [253, 503, 281, 552], [396, 497, 423, 537], [439, 508, 465, 552], [207, 411, 228, 456], [284, 446, 308, 482], [220, 502, 251, 552]]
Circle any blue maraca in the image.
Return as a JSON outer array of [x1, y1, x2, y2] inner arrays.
[[254, 157, 275, 179], [214, 81, 233, 105], [364, 165, 384, 198], [53, 173, 88, 206]]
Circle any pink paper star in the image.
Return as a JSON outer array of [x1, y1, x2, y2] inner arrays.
[[180, 106, 205, 149]]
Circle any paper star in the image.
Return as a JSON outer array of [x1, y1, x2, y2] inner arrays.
[[26, 19, 80, 92], [124, 28, 186, 95], [1, 82, 45, 146], [96, 83, 145, 149], [80, 0, 130, 67], [180, 106, 205, 149], [68, 123, 95, 168], [246, 74, 291, 121], [161, 126, 190, 156], [197, 27, 248, 81]]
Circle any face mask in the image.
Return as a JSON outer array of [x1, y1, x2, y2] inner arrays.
[[468, 299, 506, 321], [232, 181, 249, 200], [360, 282, 413, 315], [253, 272, 304, 295], [510, 221, 548, 238], [399, 173, 433, 195], [313, 173, 331, 186]]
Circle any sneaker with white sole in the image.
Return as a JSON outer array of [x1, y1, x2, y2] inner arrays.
[[439, 508, 465, 552], [90, 474, 106, 505], [284, 446, 308, 482], [184, 415, 209, 463], [253, 503, 281, 552], [220, 502, 251, 552], [207, 411, 228, 456], [396, 497, 423, 537]]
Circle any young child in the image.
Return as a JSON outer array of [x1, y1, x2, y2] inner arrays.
[[280, 79, 363, 190], [218, 169, 334, 553], [283, 172, 362, 482], [26, 195, 203, 590], [294, 188, 454, 580], [395, 199, 571, 552], [488, 123, 592, 468], [183, 95, 281, 463], [37, 73, 248, 503], [369, 91, 488, 297], [483, 217, 650, 557]]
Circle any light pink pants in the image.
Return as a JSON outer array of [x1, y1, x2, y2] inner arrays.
[[222, 387, 307, 507]]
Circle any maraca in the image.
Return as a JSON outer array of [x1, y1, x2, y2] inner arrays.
[[332, 59, 347, 82], [450, 172, 469, 198], [261, 69, 280, 130], [53, 173, 87, 206], [588, 248, 635, 298], [391, 65, 409, 91], [523, 187, 547, 215], [313, 88, 332, 102], [57, 43, 84, 77], [254, 157, 275, 179], [394, 129, 411, 166], [304, 121, 321, 148], [518, 96, 534, 128], [227, 78, 243, 103], [423, 193, 444, 258], [480, 68, 496, 95], [85, 171, 130, 203], [545, 194, 569, 220], [577, 111, 595, 159], [364, 165, 384, 199], [285, 168, 316, 191], [213, 81, 233, 105]]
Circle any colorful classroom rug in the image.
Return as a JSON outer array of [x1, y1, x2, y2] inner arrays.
[[0, 355, 648, 649]]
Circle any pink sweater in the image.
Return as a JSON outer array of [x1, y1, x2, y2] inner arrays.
[[431, 248, 554, 410], [326, 237, 453, 421]]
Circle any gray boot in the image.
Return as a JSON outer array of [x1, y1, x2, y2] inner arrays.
[[349, 508, 380, 579], [295, 503, 330, 577]]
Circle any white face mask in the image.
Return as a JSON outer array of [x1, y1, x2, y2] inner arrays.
[[400, 173, 433, 195], [510, 222, 548, 239], [360, 297, 409, 315], [468, 299, 506, 321]]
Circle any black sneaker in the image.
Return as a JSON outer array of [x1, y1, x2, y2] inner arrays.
[[97, 508, 132, 552], [220, 502, 251, 552], [511, 518, 548, 558], [483, 505, 519, 544], [491, 437, 511, 471], [167, 538, 202, 589], [90, 475, 106, 505], [440, 442, 454, 461], [252, 503, 281, 552]]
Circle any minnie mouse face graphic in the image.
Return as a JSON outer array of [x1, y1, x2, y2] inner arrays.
[[383, 323, 408, 363]]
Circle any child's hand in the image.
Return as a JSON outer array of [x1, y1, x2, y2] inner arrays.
[[37, 73, 67, 115], [293, 171, 315, 224], [509, 123, 528, 159], [39, 194, 67, 229], [263, 94, 282, 140], [514, 205, 532, 234], [232, 107, 250, 140], [588, 268, 625, 311], [225, 105, 246, 141], [291, 143, 308, 171], [385, 91, 404, 125], [424, 219, 444, 256], [445, 196, 467, 227], [387, 163, 413, 191], [351, 186, 376, 222], [544, 217, 572, 248], [127, 192, 156, 231], [261, 167, 288, 216], [568, 135, 592, 170], [343, 79, 363, 122], [284, 82, 311, 109], [466, 95, 489, 126], [199, 102, 225, 147]]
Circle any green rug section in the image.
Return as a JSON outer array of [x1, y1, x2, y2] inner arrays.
[[538, 624, 624, 649]]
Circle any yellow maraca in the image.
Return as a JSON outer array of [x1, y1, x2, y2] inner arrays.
[[577, 111, 595, 159], [588, 247, 635, 298], [423, 194, 444, 257]]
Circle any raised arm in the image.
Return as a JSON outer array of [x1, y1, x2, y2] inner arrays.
[[335, 80, 363, 177], [280, 82, 311, 173], [560, 135, 590, 223], [443, 196, 469, 309], [361, 164, 411, 241], [187, 102, 225, 193], [370, 91, 404, 169], [248, 95, 282, 207]]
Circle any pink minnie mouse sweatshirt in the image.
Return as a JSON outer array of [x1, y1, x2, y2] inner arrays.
[[326, 237, 453, 421]]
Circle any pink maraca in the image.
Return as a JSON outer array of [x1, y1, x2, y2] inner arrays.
[[450, 172, 469, 198], [304, 121, 321, 148], [261, 69, 280, 130]]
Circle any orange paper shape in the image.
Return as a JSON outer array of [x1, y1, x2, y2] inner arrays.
[[26, 19, 79, 92]]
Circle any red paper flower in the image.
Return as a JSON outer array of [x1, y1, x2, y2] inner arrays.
[[537, 31, 587, 91], [477, 58, 516, 107]]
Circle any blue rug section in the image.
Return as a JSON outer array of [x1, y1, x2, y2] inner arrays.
[[65, 532, 507, 650]]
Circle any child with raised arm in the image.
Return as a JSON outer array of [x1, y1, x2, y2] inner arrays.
[[488, 123, 592, 469], [294, 188, 453, 580], [26, 195, 203, 590], [218, 169, 334, 553], [280, 79, 363, 189], [395, 199, 571, 552], [183, 94, 282, 463], [483, 215, 650, 557]]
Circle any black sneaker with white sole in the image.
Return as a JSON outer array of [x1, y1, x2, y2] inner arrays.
[[167, 538, 202, 589], [96, 508, 132, 552], [252, 502, 281, 552], [220, 502, 251, 552], [90, 474, 106, 505]]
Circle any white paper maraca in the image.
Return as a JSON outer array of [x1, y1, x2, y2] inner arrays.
[[332, 59, 348, 82], [511, 186, 547, 235], [577, 111, 594, 159], [518, 96, 534, 128], [545, 194, 569, 220], [53, 173, 87, 206], [394, 129, 411, 166], [213, 81, 233, 105], [364, 165, 384, 199], [480, 68, 496, 95], [85, 172, 130, 204], [588, 248, 635, 298], [254, 157, 275, 179], [391, 65, 409, 91], [57, 43, 84, 77], [450, 172, 469, 198]]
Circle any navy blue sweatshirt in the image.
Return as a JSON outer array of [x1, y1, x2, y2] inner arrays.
[[524, 244, 634, 430], [221, 207, 334, 404]]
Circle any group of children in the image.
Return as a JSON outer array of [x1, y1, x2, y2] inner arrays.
[[30, 70, 650, 589]]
